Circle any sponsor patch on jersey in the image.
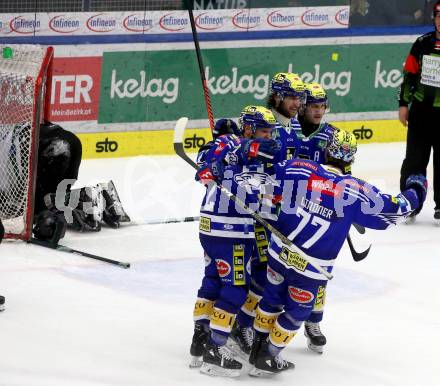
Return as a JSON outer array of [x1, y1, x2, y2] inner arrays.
[[216, 259, 231, 277], [288, 286, 314, 304], [267, 266, 284, 285], [291, 160, 319, 171], [348, 179, 370, 194], [254, 224, 269, 263], [233, 244, 245, 285], [307, 174, 342, 197], [279, 247, 308, 271], [313, 285, 326, 312], [199, 216, 211, 232]]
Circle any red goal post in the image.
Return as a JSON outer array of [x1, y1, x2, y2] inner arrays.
[[0, 45, 54, 241]]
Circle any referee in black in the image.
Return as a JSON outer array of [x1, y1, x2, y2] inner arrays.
[[399, 0, 440, 223]]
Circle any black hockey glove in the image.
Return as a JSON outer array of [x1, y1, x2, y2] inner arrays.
[[33, 209, 67, 246]]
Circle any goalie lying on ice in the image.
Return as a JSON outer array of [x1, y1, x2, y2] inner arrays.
[[31, 121, 130, 245]]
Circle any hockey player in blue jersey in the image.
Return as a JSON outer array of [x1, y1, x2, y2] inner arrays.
[[223, 73, 306, 359], [189, 106, 281, 377], [248, 128, 427, 376], [297, 82, 337, 353], [267, 72, 305, 161], [297, 82, 335, 162], [226, 73, 306, 354]]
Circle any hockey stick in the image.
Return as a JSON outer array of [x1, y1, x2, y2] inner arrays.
[[134, 216, 199, 226], [353, 223, 366, 234], [185, 0, 215, 131], [173, 117, 333, 280], [347, 235, 371, 262], [27, 238, 130, 269]]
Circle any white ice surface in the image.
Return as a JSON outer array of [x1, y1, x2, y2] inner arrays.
[[1, 142, 439, 386]]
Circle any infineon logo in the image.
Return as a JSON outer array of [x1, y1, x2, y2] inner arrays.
[[86, 13, 116, 33], [267, 10, 295, 28], [159, 13, 188, 31], [335, 8, 349, 26], [123, 14, 153, 32], [232, 11, 261, 29], [9, 16, 41, 34], [301, 9, 329, 27], [195, 12, 224, 30], [49, 15, 80, 33]]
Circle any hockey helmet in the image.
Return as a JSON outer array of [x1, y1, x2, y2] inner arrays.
[[212, 118, 240, 139], [326, 128, 357, 164], [239, 105, 277, 134], [304, 82, 328, 106], [271, 72, 305, 99]]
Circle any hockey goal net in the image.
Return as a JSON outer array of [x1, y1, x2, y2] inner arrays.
[[0, 45, 53, 241]]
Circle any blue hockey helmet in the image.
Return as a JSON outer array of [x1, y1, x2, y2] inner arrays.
[[271, 72, 305, 99], [326, 128, 357, 164], [212, 118, 240, 139], [239, 105, 277, 134]]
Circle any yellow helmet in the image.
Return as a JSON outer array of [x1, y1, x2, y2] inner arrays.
[[271, 72, 305, 98], [305, 82, 328, 105], [239, 105, 277, 133], [327, 128, 357, 163]]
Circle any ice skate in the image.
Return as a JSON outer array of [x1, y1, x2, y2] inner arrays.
[[200, 342, 242, 378], [304, 321, 326, 354], [227, 321, 253, 360], [189, 323, 208, 368], [249, 341, 294, 377]]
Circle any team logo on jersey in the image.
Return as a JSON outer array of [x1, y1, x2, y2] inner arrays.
[[234, 171, 273, 190], [288, 286, 314, 304], [267, 266, 284, 285], [308, 175, 342, 197], [216, 259, 231, 277]]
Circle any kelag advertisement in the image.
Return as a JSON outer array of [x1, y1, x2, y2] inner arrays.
[[6, 6, 414, 158]]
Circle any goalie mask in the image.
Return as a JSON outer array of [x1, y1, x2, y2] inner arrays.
[[326, 128, 357, 164], [239, 105, 277, 135]]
